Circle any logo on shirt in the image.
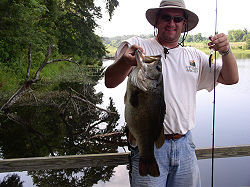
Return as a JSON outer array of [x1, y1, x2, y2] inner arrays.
[[186, 60, 198, 73]]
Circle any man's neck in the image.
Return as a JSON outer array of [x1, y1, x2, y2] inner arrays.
[[155, 36, 179, 49]]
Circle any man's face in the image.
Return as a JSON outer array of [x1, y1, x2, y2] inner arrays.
[[157, 8, 186, 44]]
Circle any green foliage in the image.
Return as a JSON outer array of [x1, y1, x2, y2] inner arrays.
[[0, 0, 119, 92], [245, 38, 250, 50], [0, 0, 49, 63], [103, 35, 140, 48], [193, 33, 203, 42], [186, 34, 193, 42], [0, 0, 119, 65], [228, 28, 249, 42], [56, 0, 106, 61]]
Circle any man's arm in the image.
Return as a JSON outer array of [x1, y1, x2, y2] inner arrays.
[[104, 44, 143, 88], [208, 33, 239, 85]]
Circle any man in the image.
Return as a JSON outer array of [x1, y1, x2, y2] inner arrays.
[[105, 0, 238, 186]]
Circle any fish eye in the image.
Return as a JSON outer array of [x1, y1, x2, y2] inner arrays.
[[156, 65, 161, 72]]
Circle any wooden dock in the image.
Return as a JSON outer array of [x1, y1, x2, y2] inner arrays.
[[0, 144, 249, 173]]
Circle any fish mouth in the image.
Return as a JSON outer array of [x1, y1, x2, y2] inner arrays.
[[144, 56, 161, 63]]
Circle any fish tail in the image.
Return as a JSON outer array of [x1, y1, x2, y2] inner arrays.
[[139, 157, 160, 177]]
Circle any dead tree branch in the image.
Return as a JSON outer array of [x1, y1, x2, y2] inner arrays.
[[70, 87, 117, 115], [72, 95, 116, 114], [26, 43, 32, 81], [89, 123, 127, 147], [90, 132, 124, 140], [90, 131, 127, 147], [0, 44, 83, 111], [33, 45, 55, 81]]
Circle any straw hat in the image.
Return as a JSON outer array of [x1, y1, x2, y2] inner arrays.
[[146, 0, 199, 32]]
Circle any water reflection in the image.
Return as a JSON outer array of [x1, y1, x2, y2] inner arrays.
[[233, 52, 250, 59], [0, 66, 127, 186], [29, 167, 115, 186], [0, 174, 24, 186], [0, 83, 124, 158]]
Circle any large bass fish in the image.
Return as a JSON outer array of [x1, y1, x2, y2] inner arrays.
[[124, 49, 166, 177]]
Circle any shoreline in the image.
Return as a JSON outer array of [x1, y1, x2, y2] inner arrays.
[[104, 47, 250, 59]]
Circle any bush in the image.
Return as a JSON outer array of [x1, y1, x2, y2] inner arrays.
[[244, 39, 250, 50]]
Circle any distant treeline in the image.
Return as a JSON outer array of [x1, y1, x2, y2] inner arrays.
[[103, 28, 250, 49]]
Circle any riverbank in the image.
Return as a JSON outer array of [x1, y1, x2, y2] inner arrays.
[[105, 42, 250, 58]]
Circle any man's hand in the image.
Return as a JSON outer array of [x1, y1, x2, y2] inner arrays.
[[208, 33, 230, 54], [123, 44, 144, 67], [105, 44, 144, 88], [208, 33, 239, 85]]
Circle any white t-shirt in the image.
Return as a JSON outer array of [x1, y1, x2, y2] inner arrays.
[[115, 37, 222, 135]]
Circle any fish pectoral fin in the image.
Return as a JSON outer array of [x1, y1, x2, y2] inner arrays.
[[155, 127, 165, 149], [128, 130, 137, 147]]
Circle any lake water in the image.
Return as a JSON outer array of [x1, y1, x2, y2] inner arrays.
[[93, 58, 250, 187], [0, 58, 249, 186]]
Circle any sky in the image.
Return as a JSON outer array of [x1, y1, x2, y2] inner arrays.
[[95, 0, 249, 38]]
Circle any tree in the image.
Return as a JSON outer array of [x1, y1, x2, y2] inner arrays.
[[243, 28, 249, 41], [245, 39, 250, 50], [186, 34, 193, 42], [0, 0, 119, 66], [0, 0, 119, 93], [193, 33, 203, 42], [228, 29, 245, 42], [243, 28, 248, 35], [0, 0, 48, 67], [56, 0, 105, 63]]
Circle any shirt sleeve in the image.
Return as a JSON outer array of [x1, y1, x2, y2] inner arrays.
[[197, 50, 222, 92], [114, 37, 140, 60]]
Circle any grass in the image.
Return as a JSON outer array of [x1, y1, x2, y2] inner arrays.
[[105, 46, 117, 57], [0, 61, 83, 100]]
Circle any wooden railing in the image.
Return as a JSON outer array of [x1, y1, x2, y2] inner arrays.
[[0, 144, 249, 173]]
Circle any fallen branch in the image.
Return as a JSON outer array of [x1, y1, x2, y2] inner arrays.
[[0, 44, 83, 111], [90, 131, 127, 147], [26, 43, 32, 80], [89, 123, 127, 147], [71, 95, 116, 115], [90, 132, 124, 139]]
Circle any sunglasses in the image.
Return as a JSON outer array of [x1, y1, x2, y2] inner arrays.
[[160, 15, 185, 23]]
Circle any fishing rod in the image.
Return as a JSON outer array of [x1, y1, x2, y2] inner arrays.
[[211, 0, 218, 186]]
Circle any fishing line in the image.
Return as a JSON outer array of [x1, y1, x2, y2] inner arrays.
[[211, 0, 218, 187]]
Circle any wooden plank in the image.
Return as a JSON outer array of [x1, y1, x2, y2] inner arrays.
[[196, 144, 250, 160], [0, 152, 129, 173], [0, 144, 249, 173]]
